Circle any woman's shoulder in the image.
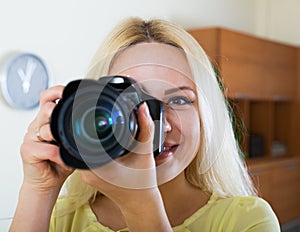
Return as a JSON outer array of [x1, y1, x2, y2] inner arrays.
[[182, 195, 281, 232], [213, 195, 274, 211], [219, 196, 281, 231], [50, 197, 116, 232], [214, 195, 277, 218]]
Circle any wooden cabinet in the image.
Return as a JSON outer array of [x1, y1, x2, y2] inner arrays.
[[189, 27, 300, 225], [248, 157, 300, 224], [188, 27, 299, 160], [188, 28, 298, 100]]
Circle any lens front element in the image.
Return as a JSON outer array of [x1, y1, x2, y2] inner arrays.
[[95, 110, 112, 137]]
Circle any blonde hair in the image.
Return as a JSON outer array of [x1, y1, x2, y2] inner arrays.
[[62, 17, 256, 212]]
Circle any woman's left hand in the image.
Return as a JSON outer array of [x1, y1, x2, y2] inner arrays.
[[80, 102, 172, 231]]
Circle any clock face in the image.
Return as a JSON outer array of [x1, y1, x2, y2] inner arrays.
[[1, 53, 50, 110]]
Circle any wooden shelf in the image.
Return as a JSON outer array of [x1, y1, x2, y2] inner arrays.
[[230, 99, 292, 159]]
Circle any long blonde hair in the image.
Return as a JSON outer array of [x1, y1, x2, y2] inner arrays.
[[62, 17, 256, 212]]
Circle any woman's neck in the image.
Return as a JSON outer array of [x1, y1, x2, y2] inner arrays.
[[91, 171, 210, 229], [158, 172, 211, 226]]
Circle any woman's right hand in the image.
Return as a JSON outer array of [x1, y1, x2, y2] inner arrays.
[[20, 85, 73, 193], [10, 86, 74, 232]]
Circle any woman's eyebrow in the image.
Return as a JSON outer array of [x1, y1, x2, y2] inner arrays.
[[164, 86, 195, 95]]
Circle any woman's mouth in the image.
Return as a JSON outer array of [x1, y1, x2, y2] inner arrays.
[[155, 144, 178, 163]]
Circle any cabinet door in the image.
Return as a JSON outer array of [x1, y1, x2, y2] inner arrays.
[[271, 160, 300, 224], [248, 158, 300, 225], [189, 28, 297, 100], [262, 41, 297, 100], [219, 29, 265, 99], [188, 28, 219, 62], [249, 166, 273, 203]]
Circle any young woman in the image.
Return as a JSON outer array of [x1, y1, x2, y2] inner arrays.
[[10, 18, 280, 232]]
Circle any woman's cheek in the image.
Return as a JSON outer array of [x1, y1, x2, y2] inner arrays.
[[177, 109, 200, 131]]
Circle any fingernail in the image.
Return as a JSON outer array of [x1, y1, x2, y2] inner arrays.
[[143, 102, 151, 119]]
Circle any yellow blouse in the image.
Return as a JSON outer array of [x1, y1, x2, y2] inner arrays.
[[50, 195, 280, 232]]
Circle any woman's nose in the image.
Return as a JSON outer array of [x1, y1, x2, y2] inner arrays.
[[164, 117, 172, 133]]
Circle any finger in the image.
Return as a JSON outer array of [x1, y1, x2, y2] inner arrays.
[[35, 101, 57, 139], [39, 85, 64, 105], [21, 142, 69, 170], [37, 123, 53, 142], [27, 101, 57, 142], [130, 102, 154, 155], [137, 102, 154, 143], [38, 101, 57, 123], [23, 125, 47, 143], [33, 96, 60, 127]]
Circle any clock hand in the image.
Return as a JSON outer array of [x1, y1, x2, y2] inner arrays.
[[17, 68, 26, 82], [25, 59, 37, 82], [17, 68, 30, 94], [18, 59, 37, 94]]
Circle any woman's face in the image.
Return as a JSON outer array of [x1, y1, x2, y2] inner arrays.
[[109, 43, 201, 184]]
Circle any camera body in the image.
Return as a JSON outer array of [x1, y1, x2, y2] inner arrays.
[[50, 76, 164, 169]]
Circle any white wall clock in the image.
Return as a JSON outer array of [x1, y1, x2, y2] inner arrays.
[[0, 52, 50, 110]]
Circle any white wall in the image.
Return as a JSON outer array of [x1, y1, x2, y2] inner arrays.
[[1, 0, 297, 231], [254, 0, 300, 46]]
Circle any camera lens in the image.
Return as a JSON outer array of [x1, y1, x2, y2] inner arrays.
[[50, 77, 163, 169], [72, 95, 124, 154], [77, 106, 114, 142], [94, 109, 112, 138]]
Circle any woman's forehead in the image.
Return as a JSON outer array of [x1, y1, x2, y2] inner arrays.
[[113, 64, 197, 101], [109, 42, 193, 79], [118, 65, 196, 90]]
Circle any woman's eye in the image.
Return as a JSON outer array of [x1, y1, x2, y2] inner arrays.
[[167, 96, 192, 106]]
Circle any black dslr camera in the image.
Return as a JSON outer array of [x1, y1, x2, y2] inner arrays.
[[50, 76, 164, 169]]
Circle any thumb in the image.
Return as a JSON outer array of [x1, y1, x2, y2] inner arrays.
[[132, 102, 155, 154]]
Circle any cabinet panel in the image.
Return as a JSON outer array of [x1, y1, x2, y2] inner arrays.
[[219, 29, 265, 98], [188, 28, 297, 100], [188, 28, 219, 62], [271, 160, 300, 224], [249, 167, 273, 203], [249, 102, 274, 157], [274, 102, 291, 156], [263, 41, 297, 99], [290, 102, 300, 156], [248, 158, 300, 225], [220, 58, 264, 99]]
